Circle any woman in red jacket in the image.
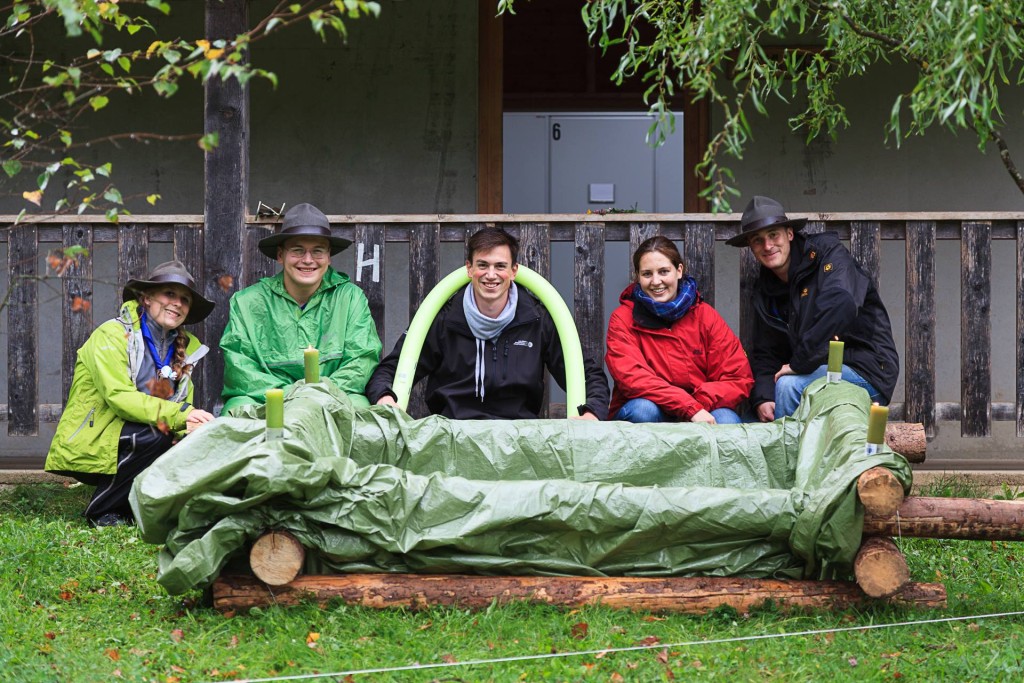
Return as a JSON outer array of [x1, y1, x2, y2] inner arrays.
[[605, 236, 753, 424]]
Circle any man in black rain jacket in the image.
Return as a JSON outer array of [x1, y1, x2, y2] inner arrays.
[[727, 196, 899, 421]]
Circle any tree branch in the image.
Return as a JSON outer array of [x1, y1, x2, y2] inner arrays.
[[990, 129, 1024, 196]]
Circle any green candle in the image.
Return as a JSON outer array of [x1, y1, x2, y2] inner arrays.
[[265, 388, 284, 429], [867, 404, 888, 448], [304, 346, 320, 383], [827, 339, 845, 376]]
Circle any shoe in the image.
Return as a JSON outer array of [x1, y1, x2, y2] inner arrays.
[[90, 512, 130, 527]]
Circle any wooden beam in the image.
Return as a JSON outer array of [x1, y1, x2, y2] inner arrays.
[[477, 0, 503, 212], [212, 573, 946, 614], [961, 221, 992, 437], [203, 0, 249, 412]]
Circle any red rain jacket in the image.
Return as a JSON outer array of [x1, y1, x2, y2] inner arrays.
[[605, 285, 753, 420]]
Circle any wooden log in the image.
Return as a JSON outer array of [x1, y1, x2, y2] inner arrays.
[[864, 496, 1024, 541], [853, 537, 909, 598], [857, 467, 905, 517], [885, 422, 926, 463], [211, 574, 946, 615], [250, 531, 305, 586]]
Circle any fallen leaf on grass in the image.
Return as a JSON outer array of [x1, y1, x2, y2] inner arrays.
[[848, 657, 858, 666], [418, 621, 433, 631], [44, 632, 55, 640], [610, 673, 624, 683], [642, 615, 666, 622], [169, 629, 184, 643], [637, 635, 660, 647], [306, 632, 320, 646], [571, 622, 589, 640], [105, 649, 120, 661], [656, 649, 669, 664], [441, 654, 458, 664]]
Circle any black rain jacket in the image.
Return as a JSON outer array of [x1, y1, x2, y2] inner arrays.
[[749, 232, 899, 407], [366, 285, 610, 420]]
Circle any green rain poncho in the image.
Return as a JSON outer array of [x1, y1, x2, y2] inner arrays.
[[132, 379, 911, 595], [219, 268, 381, 414]]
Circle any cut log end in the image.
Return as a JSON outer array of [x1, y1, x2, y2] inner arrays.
[[886, 422, 926, 463], [857, 467, 905, 517], [854, 537, 910, 598], [250, 530, 305, 586]]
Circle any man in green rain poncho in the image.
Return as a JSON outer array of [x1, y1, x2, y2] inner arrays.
[[219, 203, 381, 415]]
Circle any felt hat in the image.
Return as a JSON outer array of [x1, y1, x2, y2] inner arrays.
[[257, 202, 351, 258], [123, 260, 215, 325], [726, 195, 807, 247]]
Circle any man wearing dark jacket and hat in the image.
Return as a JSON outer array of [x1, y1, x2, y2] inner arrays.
[[366, 227, 609, 420], [727, 196, 899, 421], [220, 203, 381, 414]]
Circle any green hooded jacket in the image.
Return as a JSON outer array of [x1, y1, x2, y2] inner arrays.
[[220, 268, 381, 414], [45, 301, 209, 476]]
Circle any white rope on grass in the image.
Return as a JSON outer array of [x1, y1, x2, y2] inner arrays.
[[215, 609, 1024, 683]]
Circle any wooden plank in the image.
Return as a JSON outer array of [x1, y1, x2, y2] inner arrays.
[[62, 224, 94, 403], [1018, 221, 1024, 437], [244, 222, 276, 288], [904, 221, 936, 436], [573, 222, 605, 400], [738, 249, 759, 351], [7, 224, 38, 435], [117, 224, 148, 292], [627, 222, 661, 281], [204, 0, 249, 412], [408, 223, 441, 418], [850, 220, 881, 289], [961, 221, 992, 437], [519, 222, 552, 417], [683, 221, 715, 306], [173, 224, 205, 358], [353, 223, 386, 345], [213, 574, 945, 615], [518, 223, 552, 279]]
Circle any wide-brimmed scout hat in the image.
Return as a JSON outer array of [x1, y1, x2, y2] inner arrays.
[[123, 260, 215, 325], [257, 202, 351, 259], [726, 195, 807, 247]]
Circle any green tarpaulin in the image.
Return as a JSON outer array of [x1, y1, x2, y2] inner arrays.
[[131, 379, 911, 595]]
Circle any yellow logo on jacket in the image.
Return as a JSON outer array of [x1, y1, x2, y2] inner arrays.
[[824, 262, 833, 273], [801, 288, 809, 297]]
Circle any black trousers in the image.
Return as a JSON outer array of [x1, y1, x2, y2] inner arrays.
[[82, 422, 174, 522]]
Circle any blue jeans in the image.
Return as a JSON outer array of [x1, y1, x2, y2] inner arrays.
[[774, 364, 881, 419], [615, 398, 743, 424]]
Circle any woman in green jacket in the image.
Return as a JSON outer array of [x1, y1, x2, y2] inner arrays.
[[45, 261, 216, 526]]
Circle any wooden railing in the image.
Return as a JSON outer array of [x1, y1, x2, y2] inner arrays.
[[2, 213, 1022, 466]]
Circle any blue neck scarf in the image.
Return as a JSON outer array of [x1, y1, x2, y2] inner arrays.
[[633, 276, 698, 322]]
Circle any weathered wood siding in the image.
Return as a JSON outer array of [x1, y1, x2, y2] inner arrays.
[[1, 213, 1022, 466]]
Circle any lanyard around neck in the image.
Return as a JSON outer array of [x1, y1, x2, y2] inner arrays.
[[139, 312, 177, 379]]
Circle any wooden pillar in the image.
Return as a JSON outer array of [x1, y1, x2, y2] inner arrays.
[[203, 0, 249, 412], [477, 0, 502, 213]]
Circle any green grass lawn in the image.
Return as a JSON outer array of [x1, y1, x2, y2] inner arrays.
[[2, 481, 1023, 682]]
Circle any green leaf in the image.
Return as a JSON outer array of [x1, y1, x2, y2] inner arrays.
[[2, 159, 22, 177], [103, 188, 123, 204], [118, 57, 131, 73], [197, 132, 219, 152], [146, 193, 161, 206], [67, 66, 81, 87], [89, 95, 109, 111], [96, 162, 112, 177], [100, 63, 115, 76]]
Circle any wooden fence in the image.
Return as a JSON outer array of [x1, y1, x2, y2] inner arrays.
[[2, 213, 1022, 467]]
